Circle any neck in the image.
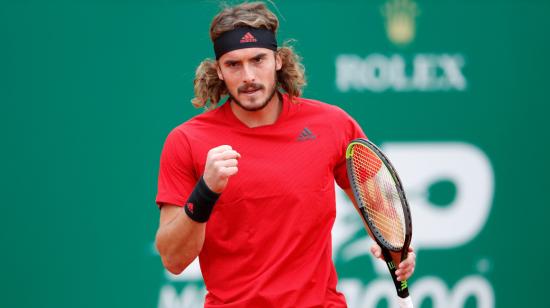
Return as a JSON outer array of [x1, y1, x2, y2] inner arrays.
[[230, 92, 282, 128]]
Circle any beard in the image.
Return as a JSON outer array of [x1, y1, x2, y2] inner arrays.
[[229, 72, 278, 112]]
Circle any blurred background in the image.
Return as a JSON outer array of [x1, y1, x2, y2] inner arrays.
[[1, 0, 549, 307]]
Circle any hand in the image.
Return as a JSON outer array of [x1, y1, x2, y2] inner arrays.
[[203, 145, 241, 193], [370, 244, 416, 281]]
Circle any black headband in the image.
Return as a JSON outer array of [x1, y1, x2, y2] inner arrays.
[[214, 27, 277, 60]]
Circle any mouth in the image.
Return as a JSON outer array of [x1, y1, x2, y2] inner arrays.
[[240, 89, 260, 96], [239, 85, 263, 95]]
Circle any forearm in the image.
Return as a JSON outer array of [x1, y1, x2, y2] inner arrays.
[[155, 146, 237, 274], [156, 207, 206, 274]]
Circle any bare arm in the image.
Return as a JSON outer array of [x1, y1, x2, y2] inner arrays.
[[155, 204, 206, 274], [155, 145, 240, 274]]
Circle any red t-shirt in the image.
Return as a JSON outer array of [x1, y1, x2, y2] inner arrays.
[[156, 94, 365, 307]]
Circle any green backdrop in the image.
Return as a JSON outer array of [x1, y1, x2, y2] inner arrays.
[[2, 0, 549, 307]]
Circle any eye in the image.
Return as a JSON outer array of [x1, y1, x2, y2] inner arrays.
[[225, 61, 240, 68], [253, 57, 263, 64]]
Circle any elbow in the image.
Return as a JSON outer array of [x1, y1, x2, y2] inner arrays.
[[156, 243, 185, 275], [163, 258, 186, 275], [161, 252, 198, 275], [157, 245, 187, 275], [155, 226, 204, 275], [156, 241, 200, 275]]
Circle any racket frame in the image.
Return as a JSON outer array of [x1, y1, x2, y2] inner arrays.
[[346, 138, 413, 299]]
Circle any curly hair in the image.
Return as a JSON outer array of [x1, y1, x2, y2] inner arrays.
[[191, 2, 306, 109]]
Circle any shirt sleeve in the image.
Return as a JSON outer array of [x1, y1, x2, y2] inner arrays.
[[155, 128, 197, 208], [333, 111, 366, 190]]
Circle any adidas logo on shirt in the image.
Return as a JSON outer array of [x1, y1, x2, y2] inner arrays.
[[296, 127, 316, 141], [240, 32, 258, 43]]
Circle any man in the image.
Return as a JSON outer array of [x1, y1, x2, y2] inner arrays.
[[155, 2, 415, 307]]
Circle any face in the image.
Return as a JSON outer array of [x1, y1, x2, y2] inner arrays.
[[217, 47, 282, 112]]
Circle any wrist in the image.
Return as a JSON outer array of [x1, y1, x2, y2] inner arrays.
[[184, 177, 221, 223]]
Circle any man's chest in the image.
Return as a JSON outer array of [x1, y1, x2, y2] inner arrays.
[[189, 123, 340, 201]]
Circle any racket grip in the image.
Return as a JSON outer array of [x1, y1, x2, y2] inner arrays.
[[382, 250, 410, 298], [397, 296, 414, 308]]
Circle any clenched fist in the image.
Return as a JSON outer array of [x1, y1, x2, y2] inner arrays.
[[203, 145, 241, 193]]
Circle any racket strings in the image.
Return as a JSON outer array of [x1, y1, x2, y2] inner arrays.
[[377, 173, 404, 239], [364, 207, 404, 246], [369, 213, 405, 244], [351, 145, 406, 248]]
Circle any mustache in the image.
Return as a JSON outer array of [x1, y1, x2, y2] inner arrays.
[[238, 83, 264, 93]]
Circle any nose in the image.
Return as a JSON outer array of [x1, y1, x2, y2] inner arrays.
[[242, 63, 255, 83]]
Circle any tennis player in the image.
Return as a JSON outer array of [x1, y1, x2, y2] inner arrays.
[[155, 2, 416, 307]]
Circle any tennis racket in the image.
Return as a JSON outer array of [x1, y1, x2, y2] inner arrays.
[[346, 138, 413, 308]]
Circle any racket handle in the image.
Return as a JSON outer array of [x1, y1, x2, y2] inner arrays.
[[397, 296, 414, 308]]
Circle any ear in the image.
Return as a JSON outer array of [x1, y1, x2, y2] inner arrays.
[[275, 53, 282, 71], [216, 62, 224, 80]]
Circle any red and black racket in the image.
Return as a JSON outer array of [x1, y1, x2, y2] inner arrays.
[[346, 138, 414, 308]]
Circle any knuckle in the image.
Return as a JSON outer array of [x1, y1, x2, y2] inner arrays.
[[213, 161, 224, 171], [219, 145, 232, 152], [208, 153, 220, 162], [219, 151, 230, 159]]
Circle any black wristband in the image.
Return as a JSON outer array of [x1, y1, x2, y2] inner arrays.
[[184, 177, 220, 223]]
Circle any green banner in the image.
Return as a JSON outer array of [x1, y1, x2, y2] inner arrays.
[[1, 1, 549, 307]]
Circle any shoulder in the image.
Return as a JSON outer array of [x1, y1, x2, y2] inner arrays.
[[293, 96, 354, 120], [170, 105, 225, 137], [293, 96, 365, 138]]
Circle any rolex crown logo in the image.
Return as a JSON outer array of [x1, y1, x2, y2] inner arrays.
[[382, 0, 420, 46]]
